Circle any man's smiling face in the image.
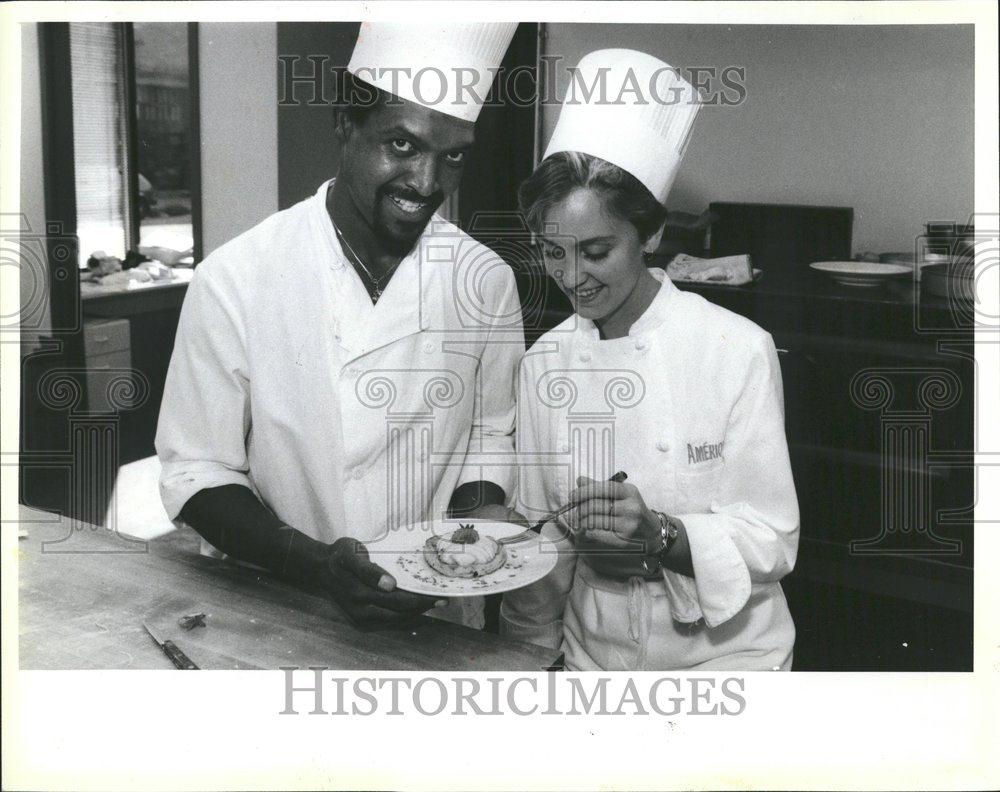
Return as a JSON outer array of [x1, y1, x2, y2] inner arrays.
[[336, 94, 475, 254]]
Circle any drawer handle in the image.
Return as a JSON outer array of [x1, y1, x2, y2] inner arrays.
[[93, 335, 110, 343]]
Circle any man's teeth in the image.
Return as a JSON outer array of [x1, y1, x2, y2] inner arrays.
[[390, 195, 427, 213], [576, 286, 603, 298]]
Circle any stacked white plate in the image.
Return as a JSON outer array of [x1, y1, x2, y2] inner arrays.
[[809, 260, 911, 288]]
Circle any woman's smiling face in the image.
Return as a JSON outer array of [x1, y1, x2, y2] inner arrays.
[[537, 187, 652, 326]]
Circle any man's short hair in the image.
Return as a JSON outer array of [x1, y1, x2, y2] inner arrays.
[[337, 69, 387, 126]]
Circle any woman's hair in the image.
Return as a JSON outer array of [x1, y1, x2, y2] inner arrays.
[[518, 151, 668, 244]]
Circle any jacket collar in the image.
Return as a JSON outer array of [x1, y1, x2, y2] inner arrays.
[[311, 179, 450, 361], [576, 267, 678, 342]]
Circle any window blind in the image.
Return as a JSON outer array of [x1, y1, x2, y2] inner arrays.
[[70, 22, 128, 263]]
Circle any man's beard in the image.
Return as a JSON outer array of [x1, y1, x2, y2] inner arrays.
[[372, 186, 444, 256]]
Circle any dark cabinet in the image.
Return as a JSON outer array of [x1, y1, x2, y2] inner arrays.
[[81, 285, 188, 466], [20, 284, 187, 526]]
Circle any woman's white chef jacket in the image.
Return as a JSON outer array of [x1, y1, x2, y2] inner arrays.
[[501, 269, 799, 671], [156, 180, 524, 582]]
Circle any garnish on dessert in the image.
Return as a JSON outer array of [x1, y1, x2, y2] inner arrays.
[[451, 524, 479, 544], [423, 522, 507, 579]]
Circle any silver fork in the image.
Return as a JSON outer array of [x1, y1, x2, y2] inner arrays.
[[497, 471, 628, 545]]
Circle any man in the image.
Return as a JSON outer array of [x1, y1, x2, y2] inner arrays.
[[155, 22, 524, 627]]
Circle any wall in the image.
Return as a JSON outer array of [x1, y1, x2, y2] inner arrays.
[[22, 24, 975, 268], [540, 24, 974, 253], [276, 22, 359, 210], [19, 22, 51, 345], [199, 23, 279, 255]]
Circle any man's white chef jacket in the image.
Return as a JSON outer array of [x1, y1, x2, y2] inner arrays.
[[156, 180, 524, 548], [501, 270, 799, 670]]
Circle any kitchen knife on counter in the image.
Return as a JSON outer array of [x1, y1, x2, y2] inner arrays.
[[143, 621, 199, 670]]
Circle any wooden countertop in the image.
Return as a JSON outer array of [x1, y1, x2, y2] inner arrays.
[[16, 506, 562, 671]]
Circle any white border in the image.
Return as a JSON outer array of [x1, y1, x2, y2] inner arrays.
[[2, 2, 998, 790]]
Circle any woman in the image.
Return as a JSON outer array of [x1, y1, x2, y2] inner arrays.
[[500, 49, 799, 671]]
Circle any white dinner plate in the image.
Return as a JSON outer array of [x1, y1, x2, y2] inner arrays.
[[809, 260, 911, 287], [364, 520, 558, 597]]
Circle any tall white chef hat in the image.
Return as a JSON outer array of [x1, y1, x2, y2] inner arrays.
[[543, 49, 702, 204], [347, 22, 517, 123]]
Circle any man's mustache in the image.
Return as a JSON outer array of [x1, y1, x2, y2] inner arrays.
[[380, 186, 444, 208]]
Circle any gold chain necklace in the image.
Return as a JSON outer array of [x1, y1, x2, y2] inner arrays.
[[333, 225, 399, 303]]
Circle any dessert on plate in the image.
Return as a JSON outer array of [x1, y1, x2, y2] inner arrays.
[[423, 524, 507, 578]]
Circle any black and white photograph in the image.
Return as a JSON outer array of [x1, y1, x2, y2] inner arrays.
[[2, 1, 998, 789]]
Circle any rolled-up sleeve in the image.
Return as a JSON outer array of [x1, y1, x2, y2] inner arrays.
[[664, 334, 799, 628], [456, 262, 524, 499], [155, 266, 255, 520]]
